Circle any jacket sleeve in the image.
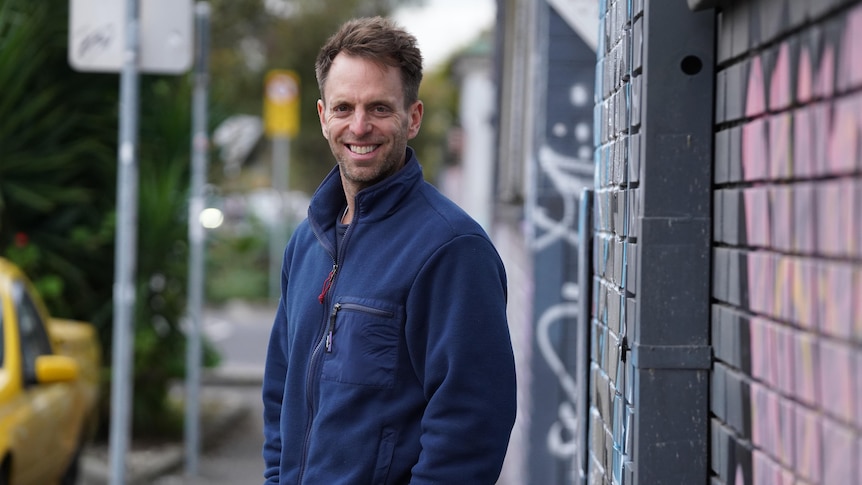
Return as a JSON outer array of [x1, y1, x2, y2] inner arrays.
[[262, 296, 288, 484], [405, 234, 517, 484]]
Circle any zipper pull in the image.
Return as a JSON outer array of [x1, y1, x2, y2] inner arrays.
[[325, 303, 341, 353], [318, 264, 338, 304]]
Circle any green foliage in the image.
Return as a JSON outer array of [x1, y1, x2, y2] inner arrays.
[[0, 0, 218, 440], [128, 76, 220, 438], [412, 61, 460, 184], [205, 219, 270, 303], [0, 0, 117, 322]]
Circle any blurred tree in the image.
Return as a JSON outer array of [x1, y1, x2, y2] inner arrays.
[[413, 60, 460, 185], [0, 0, 118, 325], [129, 76, 224, 438], [0, 0, 219, 440]]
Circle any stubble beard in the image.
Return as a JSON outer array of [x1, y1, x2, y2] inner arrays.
[[334, 128, 409, 193]]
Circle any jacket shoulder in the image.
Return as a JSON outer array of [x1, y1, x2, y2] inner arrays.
[[414, 183, 488, 237]]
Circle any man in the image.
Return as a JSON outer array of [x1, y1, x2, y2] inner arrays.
[[262, 16, 516, 485]]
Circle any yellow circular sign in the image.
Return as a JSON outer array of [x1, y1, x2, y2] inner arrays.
[[264, 70, 300, 138]]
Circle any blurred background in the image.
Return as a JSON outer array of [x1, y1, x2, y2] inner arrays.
[[0, 0, 487, 444]]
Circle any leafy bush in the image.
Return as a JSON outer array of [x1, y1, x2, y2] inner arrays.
[[0, 0, 218, 441], [206, 218, 270, 304]]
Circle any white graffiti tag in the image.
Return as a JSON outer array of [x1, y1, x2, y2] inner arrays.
[[530, 145, 593, 251]]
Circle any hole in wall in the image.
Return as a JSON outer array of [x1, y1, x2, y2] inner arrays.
[[680, 55, 703, 75]]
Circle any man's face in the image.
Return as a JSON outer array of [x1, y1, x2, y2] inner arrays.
[[317, 54, 423, 195]]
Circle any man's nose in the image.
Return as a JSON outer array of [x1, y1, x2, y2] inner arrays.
[[349, 110, 371, 135]]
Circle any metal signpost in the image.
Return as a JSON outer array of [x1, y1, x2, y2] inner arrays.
[[68, 1, 193, 483], [184, 2, 211, 476], [107, 2, 140, 483], [263, 70, 300, 301]]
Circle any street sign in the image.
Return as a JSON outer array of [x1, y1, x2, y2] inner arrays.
[[69, 0, 193, 73], [264, 70, 301, 138]]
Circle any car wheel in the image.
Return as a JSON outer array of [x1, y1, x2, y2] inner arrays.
[[0, 457, 10, 485], [59, 448, 81, 485]]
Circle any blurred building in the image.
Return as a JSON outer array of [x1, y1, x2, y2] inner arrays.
[[440, 31, 497, 232]]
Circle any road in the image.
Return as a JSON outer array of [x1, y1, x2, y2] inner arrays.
[[153, 300, 275, 484], [203, 300, 275, 379]]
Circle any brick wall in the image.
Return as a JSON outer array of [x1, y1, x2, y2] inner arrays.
[[711, 0, 862, 483], [594, 0, 714, 483], [593, 0, 640, 480]]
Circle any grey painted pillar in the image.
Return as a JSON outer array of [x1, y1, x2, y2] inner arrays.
[[631, 0, 714, 483]]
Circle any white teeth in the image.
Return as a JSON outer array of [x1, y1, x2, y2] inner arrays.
[[350, 145, 375, 154]]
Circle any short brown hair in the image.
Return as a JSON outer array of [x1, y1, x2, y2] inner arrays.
[[315, 16, 424, 107]]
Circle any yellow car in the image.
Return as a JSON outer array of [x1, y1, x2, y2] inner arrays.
[[0, 258, 100, 485]]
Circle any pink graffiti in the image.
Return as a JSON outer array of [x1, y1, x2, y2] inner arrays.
[[856, 269, 862, 350], [724, 4, 862, 485], [822, 419, 856, 483], [734, 464, 744, 485], [743, 187, 770, 246], [742, 5, 862, 183], [769, 42, 792, 111], [794, 406, 822, 482], [838, 6, 862, 92], [818, 340, 855, 424]]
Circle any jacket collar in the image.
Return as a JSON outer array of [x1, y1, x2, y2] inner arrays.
[[308, 147, 422, 236]]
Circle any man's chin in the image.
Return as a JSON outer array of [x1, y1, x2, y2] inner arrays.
[[341, 165, 382, 186]]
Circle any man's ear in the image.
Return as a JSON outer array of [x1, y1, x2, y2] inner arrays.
[[407, 100, 423, 140], [317, 99, 329, 139]]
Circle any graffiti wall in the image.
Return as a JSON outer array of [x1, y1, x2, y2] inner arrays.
[[712, 1, 862, 483], [526, 4, 596, 485]]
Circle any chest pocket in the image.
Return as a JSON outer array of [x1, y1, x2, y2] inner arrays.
[[321, 297, 402, 388]]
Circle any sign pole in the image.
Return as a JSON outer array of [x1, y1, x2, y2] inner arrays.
[[108, 0, 140, 483], [69, 1, 193, 482], [263, 69, 299, 301], [263, 70, 300, 302], [184, 2, 210, 476], [269, 135, 289, 301]]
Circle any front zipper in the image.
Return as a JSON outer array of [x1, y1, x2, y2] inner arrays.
[[300, 212, 354, 483], [318, 263, 338, 303], [300, 258, 336, 484]]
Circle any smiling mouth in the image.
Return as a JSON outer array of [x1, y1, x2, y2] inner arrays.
[[348, 144, 378, 155]]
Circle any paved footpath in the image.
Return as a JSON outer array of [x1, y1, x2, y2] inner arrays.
[[150, 383, 266, 485], [81, 300, 275, 485]]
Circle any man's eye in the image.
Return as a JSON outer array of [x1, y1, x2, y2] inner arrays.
[[373, 105, 390, 113], [333, 105, 350, 113]]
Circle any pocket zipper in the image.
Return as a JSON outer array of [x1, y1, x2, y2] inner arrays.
[[325, 302, 395, 353], [325, 303, 341, 353]]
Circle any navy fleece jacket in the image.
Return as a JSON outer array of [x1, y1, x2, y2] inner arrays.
[[262, 148, 517, 484]]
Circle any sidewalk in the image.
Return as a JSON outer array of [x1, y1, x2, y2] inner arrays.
[[79, 381, 258, 485], [80, 301, 274, 485]]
